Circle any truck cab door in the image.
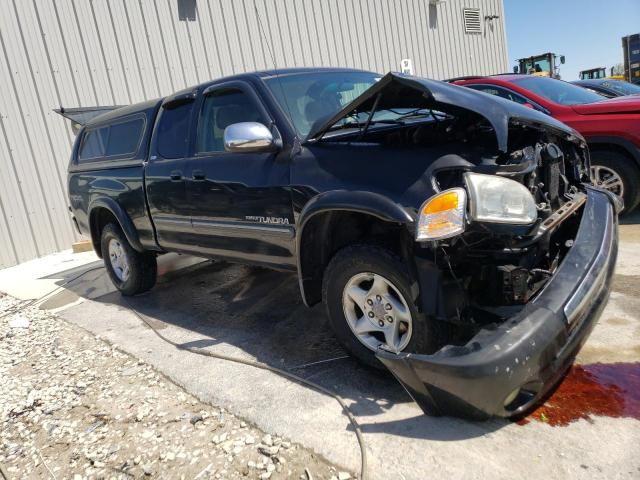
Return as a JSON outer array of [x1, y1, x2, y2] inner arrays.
[[185, 81, 295, 269], [145, 92, 196, 251]]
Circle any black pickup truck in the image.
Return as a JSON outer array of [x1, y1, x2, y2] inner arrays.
[[68, 68, 620, 419]]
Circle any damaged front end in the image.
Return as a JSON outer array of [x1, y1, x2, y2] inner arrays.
[[380, 186, 619, 419], [310, 73, 621, 419]]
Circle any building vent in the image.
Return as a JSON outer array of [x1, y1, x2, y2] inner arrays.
[[463, 8, 482, 33]]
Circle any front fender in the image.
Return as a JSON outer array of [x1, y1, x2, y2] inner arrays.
[[296, 190, 415, 306], [297, 190, 415, 230], [88, 197, 144, 254]]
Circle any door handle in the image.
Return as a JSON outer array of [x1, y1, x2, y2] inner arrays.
[[170, 170, 182, 181], [192, 169, 206, 181]]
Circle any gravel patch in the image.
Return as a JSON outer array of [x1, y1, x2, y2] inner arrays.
[[0, 293, 353, 480]]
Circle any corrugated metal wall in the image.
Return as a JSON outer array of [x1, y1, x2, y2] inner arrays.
[[0, 0, 508, 268]]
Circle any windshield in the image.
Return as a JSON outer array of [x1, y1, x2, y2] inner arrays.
[[521, 58, 550, 74], [264, 71, 380, 136], [602, 80, 640, 96], [512, 76, 605, 105]]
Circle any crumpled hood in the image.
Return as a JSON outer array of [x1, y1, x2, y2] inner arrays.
[[307, 72, 582, 152], [571, 96, 640, 115]]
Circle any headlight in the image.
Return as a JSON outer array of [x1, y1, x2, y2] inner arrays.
[[416, 188, 466, 241], [464, 172, 537, 224]]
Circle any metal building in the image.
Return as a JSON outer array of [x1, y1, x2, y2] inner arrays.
[[0, 0, 508, 268]]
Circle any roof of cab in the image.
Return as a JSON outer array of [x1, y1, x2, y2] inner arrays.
[[84, 68, 374, 128], [254, 67, 372, 78], [192, 67, 375, 89], [188, 67, 375, 90]]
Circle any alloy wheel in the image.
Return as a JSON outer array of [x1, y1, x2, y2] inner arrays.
[[342, 272, 413, 353], [591, 165, 624, 198], [108, 238, 130, 282]]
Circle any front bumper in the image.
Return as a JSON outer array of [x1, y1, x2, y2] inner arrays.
[[376, 187, 619, 419]]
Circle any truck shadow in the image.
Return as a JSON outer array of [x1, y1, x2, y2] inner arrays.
[[620, 209, 640, 225], [41, 254, 507, 441]]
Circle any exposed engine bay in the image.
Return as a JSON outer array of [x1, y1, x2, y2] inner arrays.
[[329, 117, 591, 342], [409, 120, 591, 341]]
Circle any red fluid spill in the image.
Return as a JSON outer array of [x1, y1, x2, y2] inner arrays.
[[517, 362, 640, 426]]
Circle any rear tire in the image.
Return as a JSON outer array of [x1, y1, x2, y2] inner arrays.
[[322, 244, 447, 369], [100, 223, 157, 296], [590, 150, 640, 212]]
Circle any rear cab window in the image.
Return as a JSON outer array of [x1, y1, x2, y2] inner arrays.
[[77, 117, 145, 163]]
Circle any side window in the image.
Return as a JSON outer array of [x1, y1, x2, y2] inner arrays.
[[504, 91, 529, 105], [503, 90, 529, 105], [196, 88, 267, 153], [106, 118, 144, 157], [469, 85, 529, 105], [78, 127, 109, 161], [470, 85, 502, 97], [156, 102, 194, 159]]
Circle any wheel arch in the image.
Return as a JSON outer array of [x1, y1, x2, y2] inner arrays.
[[587, 136, 640, 166], [296, 190, 416, 307], [88, 197, 144, 258]]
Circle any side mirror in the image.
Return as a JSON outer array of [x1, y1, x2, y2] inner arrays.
[[560, 55, 566, 65], [224, 122, 276, 153]]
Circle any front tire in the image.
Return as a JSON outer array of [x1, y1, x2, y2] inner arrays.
[[322, 244, 445, 369], [590, 150, 640, 212], [100, 223, 157, 296]]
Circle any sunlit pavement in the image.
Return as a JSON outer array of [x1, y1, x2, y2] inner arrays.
[[2, 214, 639, 480]]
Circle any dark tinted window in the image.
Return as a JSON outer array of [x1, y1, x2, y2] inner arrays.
[[603, 80, 640, 95], [106, 118, 144, 156], [78, 118, 144, 162], [79, 127, 109, 160], [467, 85, 529, 104], [157, 102, 194, 159], [196, 89, 266, 153], [512, 76, 603, 105]]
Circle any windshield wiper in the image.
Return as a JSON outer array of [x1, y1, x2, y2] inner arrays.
[[323, 119, 402, 136], [394, 110, 443, 122], [325, 121, 363, 132], [358, 92, 383, 139], [319, 102, 443, 140]]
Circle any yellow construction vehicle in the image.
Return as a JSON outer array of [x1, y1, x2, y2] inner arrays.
[[513, 52, 565, 79], [579, 67, 625, 81], [579, 67, 607, 80]]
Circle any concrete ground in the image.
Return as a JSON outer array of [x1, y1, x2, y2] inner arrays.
[[1, 213, 639, 480]]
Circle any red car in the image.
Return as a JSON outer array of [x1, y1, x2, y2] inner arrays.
[[453, 75, 640, 211]]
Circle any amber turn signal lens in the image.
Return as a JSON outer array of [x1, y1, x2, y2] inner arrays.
[[422, 190, 461, 215], [416, 188, 466, 241]]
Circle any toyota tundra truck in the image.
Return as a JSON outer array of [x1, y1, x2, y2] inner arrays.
[[67, 68, 620, 419]]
